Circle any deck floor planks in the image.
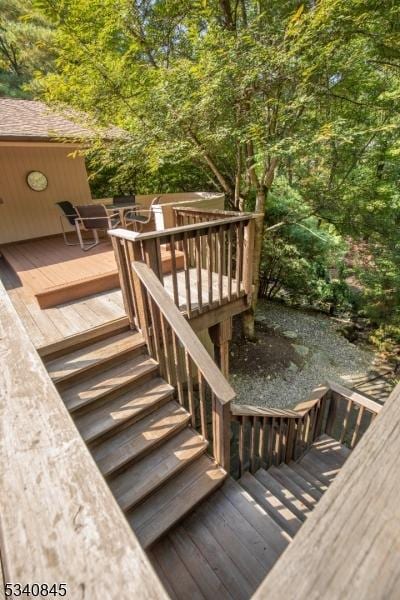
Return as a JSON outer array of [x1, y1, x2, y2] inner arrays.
[[0, 257, 125, 348]]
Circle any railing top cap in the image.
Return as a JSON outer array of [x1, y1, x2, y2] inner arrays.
[[108, 213, 254, 242]]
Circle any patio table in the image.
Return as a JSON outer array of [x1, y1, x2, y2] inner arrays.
[[103, 202, 142, 228]]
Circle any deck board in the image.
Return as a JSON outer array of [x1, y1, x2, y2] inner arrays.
[[0, 257, 125, 348], [0, 236, 241, 350]]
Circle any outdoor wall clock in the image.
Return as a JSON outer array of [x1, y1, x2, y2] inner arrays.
[[26, 170, 48, 192]]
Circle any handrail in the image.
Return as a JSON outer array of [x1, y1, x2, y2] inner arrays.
[[327, 379, 383, 413], [232, 381, 381, 475], [109, 213, 253, 243], [109, 211, 255, 321], [0, 279, 166, 598], [132, 261, 236, 405], [254, 380, 400, 599], [173, 206, 254, 219], [130, 260, 235, 470]]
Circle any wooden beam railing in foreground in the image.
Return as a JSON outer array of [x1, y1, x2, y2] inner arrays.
[[231, 380, 382, 476], [0, 281, 167, 599], [109, 212, 255, 320], [129, 260, 235, 470], [254, 381, 400, 600]]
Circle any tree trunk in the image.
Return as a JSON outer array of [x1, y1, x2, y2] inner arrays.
[[242, 188, 265, 340]]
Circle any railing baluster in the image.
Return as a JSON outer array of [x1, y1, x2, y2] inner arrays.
[[250, 417, 259, 473], [198, 372, 208, 440], [340, 398, 353, 444], [218, 225, 223, 304], [172, 331, 184, 406], [227, 225, 232, 301], [351, 405, 365, 448], [184, 350, 196, 427], [239, 415, 248, 476], [195, 231, 203, 311], [160, 314, 174, 386], [169, 234, 179, 307], [259, 417, 266, 469], [182, 232, 192, 317], [207, 229, 213, 306]]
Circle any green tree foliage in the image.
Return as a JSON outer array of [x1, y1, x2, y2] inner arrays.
[[30, 0, 400, 338], [0, 0, 54, 97], [259, 177, 349, 314]]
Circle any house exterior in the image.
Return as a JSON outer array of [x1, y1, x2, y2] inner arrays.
[[0, 98, 94, 243]]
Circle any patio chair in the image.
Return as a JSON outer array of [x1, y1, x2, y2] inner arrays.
[[55, 201, 80, 246], [124, 196, 161, 232], [74, 204, 121, 251]]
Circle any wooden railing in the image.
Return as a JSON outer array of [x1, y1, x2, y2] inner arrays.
[[0, 280, 167, 599], [231, 380, 382, 476], [173, 206, 250, 226], [129, 260, 235, 470], [109, 212, 255, 320]]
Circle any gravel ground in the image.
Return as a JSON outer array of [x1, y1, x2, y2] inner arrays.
[[230, 300, 377, 409]]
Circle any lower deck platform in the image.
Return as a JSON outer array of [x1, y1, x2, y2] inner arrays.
[[0, 256, 126, 348], [1, 236, 184, 309]]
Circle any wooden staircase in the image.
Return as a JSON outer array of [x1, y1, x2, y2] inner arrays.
[[149, 434, 350, 600], [39, 254, 382, 600], [43, 323, 227, 549]]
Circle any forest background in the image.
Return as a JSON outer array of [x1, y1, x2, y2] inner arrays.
[[1, 0, 399, 348]]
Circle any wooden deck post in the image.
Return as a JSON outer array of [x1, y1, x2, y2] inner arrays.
[[209, 318, 232, 378], [111, 237, 136, 327]]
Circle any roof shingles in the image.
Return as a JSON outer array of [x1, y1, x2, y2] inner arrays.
[[0, 98, 119, 141]]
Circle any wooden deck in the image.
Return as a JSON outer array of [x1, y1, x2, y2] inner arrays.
[[0, 257, 125, 348], [1, 235, 184, 309], [1, 236, 119, 308]]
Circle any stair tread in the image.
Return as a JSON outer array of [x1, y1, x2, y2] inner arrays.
[[268, 465, 317, 510], [239, 471, 301, 537], [219, 477, 291, 556], [310, 434, 351, 468], [166, 525, 233, 600], [150, 538, 205, 600], [62, 354, 158, 412], [92, 400, 190, 476], [47, 330, 145, 383], [195, 489, 277, 584], [109, 427, 208, 512], [255, 468, 310, 522], [289, 462, 329, 493], [298, 453, 338, 486], [277, 463, 323, 502], [129, 455, 226, 549], [76, 377, 174, 443]]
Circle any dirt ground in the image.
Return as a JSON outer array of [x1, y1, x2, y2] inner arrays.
[[229, 300, 389, 409]]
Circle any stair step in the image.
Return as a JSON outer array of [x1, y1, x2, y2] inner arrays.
[[310, 434, 351, 468], [38, 316, 130, 361], [267, 465, 317, 510], [198, 489, 278, 580], [46, 330, 145, 385], [109, 428, 208, 512], [167, 525, 232, 600], [182, 504, 256, 599], [129, 455, 226, 549], [220, 477, 291, 556], [277, 463, 323, 502], [75, 377, 174, 444], [299, 453, 337, 486], [239, 471, 301, 537], [149, 537, 205, 600], [93, 401, 191, 476], [62, 354, 158, 413], [289, 462, 329, 494], [255, 469, 310, 522]]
